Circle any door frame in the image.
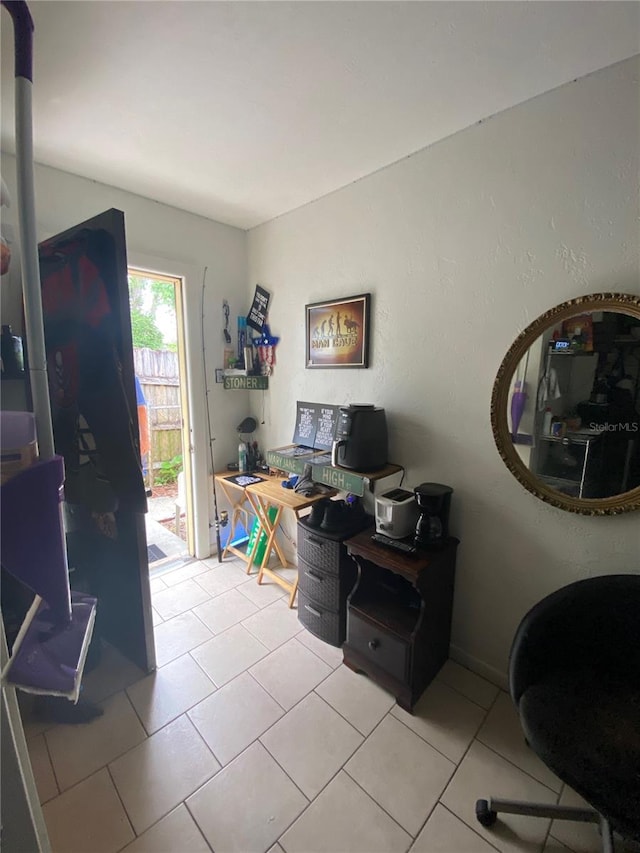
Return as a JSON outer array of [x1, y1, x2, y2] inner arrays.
[[128, 253, 210, 559], [128, 266, 195, 555]]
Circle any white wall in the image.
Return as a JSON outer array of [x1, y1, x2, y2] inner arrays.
[[3, 56, 638, 684], [248, 57, 640, 686], [0, 156, 247, 558]]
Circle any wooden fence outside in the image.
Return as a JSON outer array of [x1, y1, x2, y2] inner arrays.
[[134, 348, 183, 485]]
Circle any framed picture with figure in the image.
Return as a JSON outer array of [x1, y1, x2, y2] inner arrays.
[[305, 293, 370, 368]]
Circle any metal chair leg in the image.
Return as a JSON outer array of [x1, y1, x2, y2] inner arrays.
[[476, 798, 618, 853]]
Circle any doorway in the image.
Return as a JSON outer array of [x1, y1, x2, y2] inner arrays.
[[127, 269, 194, 571]]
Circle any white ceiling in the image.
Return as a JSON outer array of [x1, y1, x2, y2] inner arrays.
[[1, 1, 639, 230]]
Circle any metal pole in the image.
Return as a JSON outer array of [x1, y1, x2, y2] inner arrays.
[[3, 0, 55, 461], [201, 267, 224, 561]]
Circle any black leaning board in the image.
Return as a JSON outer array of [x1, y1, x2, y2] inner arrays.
[[314, 405, 340, 450], [292, 401, 318, 447], [292, 401, 340, 450]]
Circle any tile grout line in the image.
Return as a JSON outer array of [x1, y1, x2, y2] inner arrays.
[[265, 743, 364, 848], [438, 801, 503, 853], [183, 798, 215, 852], [185, 662, 327, 773], [187, 569, 245, 602], [186, 711, 226, 769], [257, 690, 366, 803], [244, 668, 290, 714], [109, 714, 222, 845], [389, 703, 483, 769], [154, 615, 217, 669], [184, 707, 224, 769], [314, 680, 396, 739], [41, 729, 62, 801], [415, 680, 500, 841], [437, 687, 563, 845], [127, 663, 219, 738], [152, 558, 207, 585], [240, 599, 301, 646], [354, 703, 459, 842], [190, 585, 261, 622], [424, 684, 500, 841], [447, 684, 500, 770], [123, 681, 153, 739], [182, 735, 311, 852], [435, 673, 501, 713], [295, 635, 344, 670], [341, 763, 418, 843], [106, 764, 137, 850], [45, 691, 149, 796], [176, 656, 367, 849], [186, 622, 271, 686], [338, 701, 428, 827], [473, 735, 563, 797], [189, 604, 222, 637]]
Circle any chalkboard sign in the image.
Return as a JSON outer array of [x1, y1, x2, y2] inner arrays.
[[292, 401, 340, 450], [314, 405, 339, 450], [292, 401, 318, 447]]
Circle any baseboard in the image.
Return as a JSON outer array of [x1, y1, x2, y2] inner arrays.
[[449, 644, 508, 692]]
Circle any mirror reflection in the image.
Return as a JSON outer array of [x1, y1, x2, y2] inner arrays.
[[509, 309, 640, 499]]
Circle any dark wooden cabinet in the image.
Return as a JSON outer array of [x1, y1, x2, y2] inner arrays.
[[343, 530, 459, 713]]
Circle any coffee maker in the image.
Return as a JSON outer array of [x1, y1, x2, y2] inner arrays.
[[414, 483, 453, 547]]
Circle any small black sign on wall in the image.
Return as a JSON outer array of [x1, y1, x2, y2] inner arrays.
[[247, 284, 271, 332]]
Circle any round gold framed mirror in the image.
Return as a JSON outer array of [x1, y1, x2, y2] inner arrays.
[[491, 293, 640, 515]]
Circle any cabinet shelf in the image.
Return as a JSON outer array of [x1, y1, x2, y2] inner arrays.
[[548, 350, 594, 357], [350, 595, 419, 639], [349, 565, 421, 638], [539, 432, 600, 445], [540, 474, 583, 488]]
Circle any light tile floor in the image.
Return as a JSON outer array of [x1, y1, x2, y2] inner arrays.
[[21, 555, 635, 853]]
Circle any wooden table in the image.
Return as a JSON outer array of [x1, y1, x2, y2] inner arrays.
[[214, 473, 266, 570], [245, 478, 336, 607]]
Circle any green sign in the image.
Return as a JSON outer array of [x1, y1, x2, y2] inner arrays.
[[312, 464, 365, 496], [265, 450, 311, 474], [265, 449, 366, 496], [223, 375, 269, 390]]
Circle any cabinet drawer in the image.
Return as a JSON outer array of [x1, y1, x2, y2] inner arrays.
[[298, 558, 341, 609], [347, 610, 409, 682], [298, 526, 342, 574], [298, 591, 343, 646]]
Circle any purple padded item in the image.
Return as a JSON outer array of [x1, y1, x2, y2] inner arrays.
[[1, 455, 72, 623], [6, 591, 97, 699]]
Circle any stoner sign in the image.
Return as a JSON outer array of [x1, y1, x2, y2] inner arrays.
[[305, 293, 370, 368]]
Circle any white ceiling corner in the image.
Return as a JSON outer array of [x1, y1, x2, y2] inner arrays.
[[1, 1, 638, 230]]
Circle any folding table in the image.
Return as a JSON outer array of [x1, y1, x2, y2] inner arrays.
[[214, 472, 266, 570], [245, 478, 336, 607]]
